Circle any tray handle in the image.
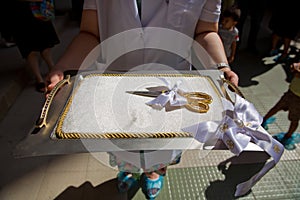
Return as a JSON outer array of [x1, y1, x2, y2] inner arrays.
[[35, 75, 71, 128], [220, 76, 245, 102]]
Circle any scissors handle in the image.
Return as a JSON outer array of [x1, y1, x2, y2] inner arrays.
[[184, 92, 212, 104], [182, 92, 212, 113], [185, 101, 210, 113]]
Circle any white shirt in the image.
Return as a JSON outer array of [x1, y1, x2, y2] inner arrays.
[[84, 0, 222, 71]]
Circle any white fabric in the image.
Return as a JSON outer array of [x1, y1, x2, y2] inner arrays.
[[146, 79, 187, 110], [83, 0, 221, 71], [61, 75, 223, 134], [183, 94, 284, 197]]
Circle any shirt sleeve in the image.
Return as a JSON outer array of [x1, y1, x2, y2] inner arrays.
[[83, 0, 97, 10], [199, 0, 221, 22]]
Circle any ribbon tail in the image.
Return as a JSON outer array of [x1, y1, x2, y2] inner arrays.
[[234, 127, 284, 197], [235, 160, 275, 197]]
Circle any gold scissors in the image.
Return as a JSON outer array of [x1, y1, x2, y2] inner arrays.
[[126, 89, 212, 113]]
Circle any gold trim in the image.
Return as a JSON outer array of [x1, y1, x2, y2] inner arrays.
[[221, 77, 245, 99], [55, 73, 221, 139], [36, 75, 70, 128]]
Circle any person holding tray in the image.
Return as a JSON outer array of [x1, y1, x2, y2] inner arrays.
[[46, 0, 239, 199]]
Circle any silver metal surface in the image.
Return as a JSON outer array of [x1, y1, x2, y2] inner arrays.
[[14, 70, 250, 157]]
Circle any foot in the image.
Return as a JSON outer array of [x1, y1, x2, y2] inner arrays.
[[281, 136, 296, 150], [272, 133, 296, 150], [274, 54, 289, 63], [262, 116, 276, 130], [117, 171, 140, 193], [141, 173, 164, 199]]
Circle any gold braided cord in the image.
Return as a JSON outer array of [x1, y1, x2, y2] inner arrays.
[[56, 131, 192, 139], [36, 75, 70, 128], [55, 73, 220, 139], [85, 73, 201, 78], [221, 78, 245, 98]]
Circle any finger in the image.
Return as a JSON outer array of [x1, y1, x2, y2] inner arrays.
[[294, 62, 300, 72], [230, 76, 239, 86]]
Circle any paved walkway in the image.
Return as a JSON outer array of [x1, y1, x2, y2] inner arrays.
[[0, 13, 299, 200]]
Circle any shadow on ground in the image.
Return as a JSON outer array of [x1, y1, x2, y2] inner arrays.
[[55, 179, 142, 200], [205, 152, 269, 200], [232, 50, 273, 87], [233, 45, 299, 87]]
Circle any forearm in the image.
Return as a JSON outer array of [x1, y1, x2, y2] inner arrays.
[[54, 31, 100, 71], [195, 31, 228, 67], [194, 20, 238, 85]]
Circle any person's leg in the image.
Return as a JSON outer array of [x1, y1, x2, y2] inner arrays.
[[237, 0, 250, 43], [281, 37, 291, 57], [41, 48, 55, 71], [247, 4, 265, 52], [270, 34, 281, 53], [117, 171, 140, 193], [274, 92, 299, 149], [277, 120, 299, 150], [27, 51, 47, 92], [27, 51, 44, 83], [284, 121, 299, 138], [263, 105, 281, 123], [261, 100, 285, 130], [110, 152, 142, 193]]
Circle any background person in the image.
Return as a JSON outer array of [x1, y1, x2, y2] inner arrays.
[[234, 0, 267, 53], [13, 0, 60, 93], [268, 0, 300, 63], [262, 61, 300, 150], [218, 8, 240, 63]]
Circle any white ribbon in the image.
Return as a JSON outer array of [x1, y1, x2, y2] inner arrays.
[[183, 94, 284, 197], [146, 79, 187, 110]]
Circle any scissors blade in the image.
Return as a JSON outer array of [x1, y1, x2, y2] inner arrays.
[[126, 91, 164, 97]]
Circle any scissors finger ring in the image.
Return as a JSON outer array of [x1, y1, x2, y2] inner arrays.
[[182, 92, 212, 113]]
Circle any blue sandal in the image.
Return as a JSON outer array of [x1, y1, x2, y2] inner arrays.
[[141, 173, 164, 200], [262, 116, 276, 130], [273, 132, 296, 150], [117, 171, 140, 193]]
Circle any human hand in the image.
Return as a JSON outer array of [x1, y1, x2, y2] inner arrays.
[[291, 62, 300, 73], [221, 68, 239, 86], [46, 69, 64, 97]]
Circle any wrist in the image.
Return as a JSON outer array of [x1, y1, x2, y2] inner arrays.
[[215, 62, 231, 70]]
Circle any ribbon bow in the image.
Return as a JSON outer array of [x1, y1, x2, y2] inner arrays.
[[146, 79, 187, 110], [183, 94, 284, 197], [216, 94, 269, 155]]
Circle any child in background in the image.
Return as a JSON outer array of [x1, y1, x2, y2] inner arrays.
[[218, 8, 240, 63], [262, 61, 300, 150]]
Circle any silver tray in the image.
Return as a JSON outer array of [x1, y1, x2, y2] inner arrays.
[[14, 70, 251, 157]]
